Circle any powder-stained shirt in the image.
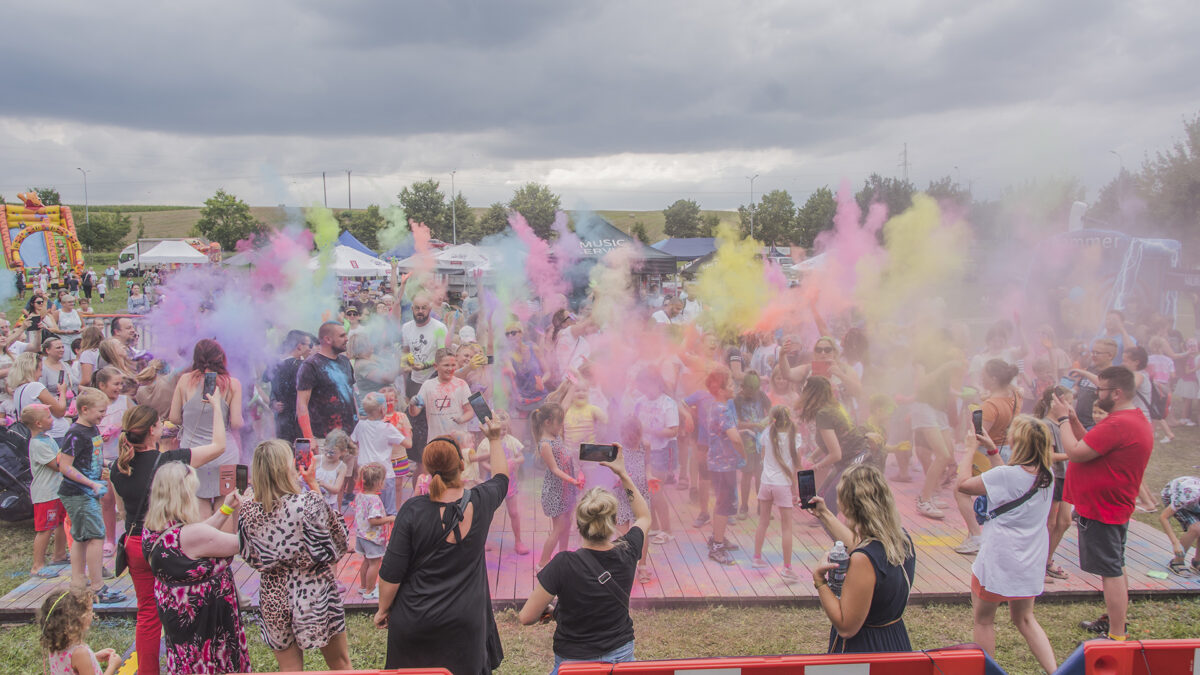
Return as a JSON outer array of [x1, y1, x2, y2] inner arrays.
[[705, 400, 741, 473], [296, 353, 358, 438]]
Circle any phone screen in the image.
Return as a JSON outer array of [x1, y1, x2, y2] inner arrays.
[[972, 409, 984, 436], [468, 392, 493, 423], [58, 370, 65, 385], [797, 469, 817, 509], [1058, 376, 1077, 389], [235, 465, 249, 493], [293, 439, 313, 471], [811, 360, 832, 378], [203, 372, 217, 398], [579, 443, 618, 463]]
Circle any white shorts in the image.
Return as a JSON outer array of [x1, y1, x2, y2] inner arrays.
[[758, 483, 794, 508], [1174, 380, 1199, 400], [910, 402, 950, 431]]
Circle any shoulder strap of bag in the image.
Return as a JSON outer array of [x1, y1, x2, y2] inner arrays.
[[988, 469, 1049, 520], [576, 547, 631, 607]]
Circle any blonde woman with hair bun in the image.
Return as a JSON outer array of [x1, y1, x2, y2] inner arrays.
[[519, 445, 651, 673]]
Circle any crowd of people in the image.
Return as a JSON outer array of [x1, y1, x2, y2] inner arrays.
[[12, 257, 1197, 675]]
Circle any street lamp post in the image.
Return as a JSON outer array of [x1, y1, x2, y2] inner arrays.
[[747, 174, 759, 237], [450, 169, 457, 245], [76, 167, 89, 227]]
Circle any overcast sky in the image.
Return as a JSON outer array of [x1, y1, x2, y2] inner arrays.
[[3, 0, 1198, 213]]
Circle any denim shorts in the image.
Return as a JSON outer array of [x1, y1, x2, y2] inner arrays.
[[552, 639, 634, 675], [60, 494, 105, 542]]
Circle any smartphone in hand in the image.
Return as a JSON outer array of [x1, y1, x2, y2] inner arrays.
[[203, 372, 217, 398], [972, 409, 984, 436], [579, 443, 618, 463], [797, 469, 817, 509], [293, 438, 313, 471], [235, 464, 249, 493], [468, 392, 492, 423]]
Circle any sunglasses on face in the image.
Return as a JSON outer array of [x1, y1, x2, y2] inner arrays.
[[814, 346, 835, 354], [506, 330, 522, 336]]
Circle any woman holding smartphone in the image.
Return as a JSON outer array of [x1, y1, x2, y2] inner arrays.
[[170, 339, 244, 517], [519, 445, 651, 673]]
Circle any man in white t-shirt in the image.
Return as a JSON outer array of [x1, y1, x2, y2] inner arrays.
[[409, 348, 473, 441], [400, 293, 448, 398], [652, 298, 684, 325]]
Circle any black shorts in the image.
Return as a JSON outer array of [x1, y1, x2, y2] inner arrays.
[[1053, 477, 1065, 502], [711, 471, 738, 517], [1077, 516, 1128, 577]]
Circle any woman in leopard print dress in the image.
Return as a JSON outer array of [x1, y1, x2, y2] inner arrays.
[[239, 440, 350, 671]]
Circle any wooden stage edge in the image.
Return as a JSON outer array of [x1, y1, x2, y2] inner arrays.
[[3, 465, 1199, 620]]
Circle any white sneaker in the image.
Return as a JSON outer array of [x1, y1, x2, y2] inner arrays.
[[954, 536, 981, 555], [931, 495, 950, 509], [361, 588, 379, 601], [1159, 436, 1173, 444], [1182, 419, 1196, 427], [917, 498, 945, 520]]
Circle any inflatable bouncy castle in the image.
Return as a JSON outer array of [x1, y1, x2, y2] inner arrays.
[[0, 191, 85, 280]]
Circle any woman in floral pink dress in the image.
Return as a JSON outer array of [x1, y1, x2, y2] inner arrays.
[[142, 462, 250, 674]]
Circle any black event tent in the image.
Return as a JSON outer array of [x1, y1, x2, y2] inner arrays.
[[573, 215, 678, 276]]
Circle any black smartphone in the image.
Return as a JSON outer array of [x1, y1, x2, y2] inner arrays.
[[797, 469, 817, 509], [57, 370, 65, 385], [468, 392, 493, 423], [235, 464, 249, 493], [293, 438, 313, 471], [203, 372, 217, 398], [487, 354, 495, 365], [580, 443, 618, 463], [972, 409, 984, 436]]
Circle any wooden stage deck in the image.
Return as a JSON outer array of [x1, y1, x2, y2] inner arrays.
[[3, 469, 1197, 619]]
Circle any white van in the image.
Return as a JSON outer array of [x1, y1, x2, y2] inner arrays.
[[117, 243, 139, 277]]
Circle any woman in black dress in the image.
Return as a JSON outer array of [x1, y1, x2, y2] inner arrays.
[[375, 421, 509, 674], [810, 464, 916, 653]]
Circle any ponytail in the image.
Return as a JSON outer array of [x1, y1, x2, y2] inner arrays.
[[116, 405, 160, 475], [530, 403, 563, 443], [1034, 385, 1072, 419], [423, 437, 465, 501]]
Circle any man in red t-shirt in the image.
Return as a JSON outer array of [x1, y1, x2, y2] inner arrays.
[[1051, 365, 1153, 641]]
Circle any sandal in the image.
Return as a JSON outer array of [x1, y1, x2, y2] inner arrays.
[[1168, 558, 1194, 577], [1046, 563, 1069, 580], [637, 566, 653, 583]]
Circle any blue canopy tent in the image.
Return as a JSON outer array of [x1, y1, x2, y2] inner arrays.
[[337, 231, 377, 257], [651, 237, 717, 263]]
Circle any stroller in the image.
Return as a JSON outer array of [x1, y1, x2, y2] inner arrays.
[[0, 422, 33, 522]]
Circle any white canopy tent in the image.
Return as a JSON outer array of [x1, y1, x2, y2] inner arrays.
[[791, 252, 827, 272], [396, 243, 493, 274], [139, 240, 212, 266], [307, 245, 391, 277]]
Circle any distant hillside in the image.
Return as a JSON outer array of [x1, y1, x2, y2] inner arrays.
[[68, 205, 738, 249]]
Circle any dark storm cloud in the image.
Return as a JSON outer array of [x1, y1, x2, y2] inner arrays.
[[9, 0, 1196, 162]]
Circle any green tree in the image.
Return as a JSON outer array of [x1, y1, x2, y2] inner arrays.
[[447, 192, 476, 244], [397, 179, 449, 240], [738, 189, 796, 245], [34, 187, 61, 206], [925, 175, 972, 208], [508, 182, 561, 240], [855, 174, 914, 218], [662, 199, 704, 238], [1087, 168, 1140, 229], [701, 213, 720, 236], [630, 221, 650, 244], [1138, 112, 1200, 241], [193, 189, 267, 250], [794, 186, 836, 249], [135, 216, 146, 241], [462, 202, 511, 242], [78, 210, 132, 251], [336, 204, 386, 250]]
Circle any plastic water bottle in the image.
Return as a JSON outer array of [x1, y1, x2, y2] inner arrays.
[[827, 541, 850, 596]]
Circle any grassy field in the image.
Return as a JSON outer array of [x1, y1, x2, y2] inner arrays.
[[0, 426, 1197, 673], [46, 204, 734, 251]]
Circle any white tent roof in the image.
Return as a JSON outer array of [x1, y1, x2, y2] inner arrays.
[[791, 252, 827, 272], [307, 245, 390, 277], [139, 240, 212, 265], [397, 243, 492, 273]]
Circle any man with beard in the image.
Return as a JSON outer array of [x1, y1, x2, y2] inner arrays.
[[400, 292, 448, 468], [297, 321, 358, 439], [97, 316, 147, 370], [270, 330, 313, 442]]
